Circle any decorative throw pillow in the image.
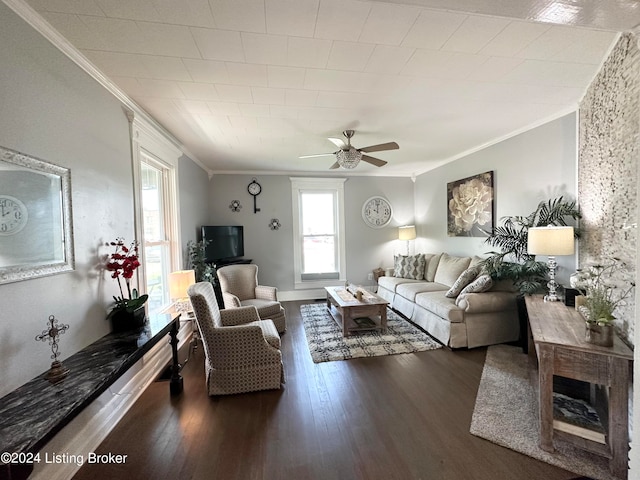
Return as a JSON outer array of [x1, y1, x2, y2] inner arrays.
[[445, 266, 480, 298], [393, 254, 426, 280], [459, 274, 494, 295]]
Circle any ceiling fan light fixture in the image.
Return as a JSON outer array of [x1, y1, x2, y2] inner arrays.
[[336, 147, 361, 169]]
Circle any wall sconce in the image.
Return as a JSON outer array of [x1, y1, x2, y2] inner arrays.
[[527, 226, 575, 302], [169, 270, 196, 314], [398, 225, 417, 256]]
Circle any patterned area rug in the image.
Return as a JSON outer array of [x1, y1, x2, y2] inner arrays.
[[300, 303, 442, 363], [470, 345, 618, 480]]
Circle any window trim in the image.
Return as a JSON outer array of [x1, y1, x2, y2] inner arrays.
[[129, 114, 182, 312], [290, 177, 347, 290]]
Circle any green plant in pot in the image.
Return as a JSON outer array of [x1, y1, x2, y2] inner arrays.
[[106, 238, 148, 331], [572, 258, 635, 347], [482, 196, 581, 296], [186, 239, 215, 282]]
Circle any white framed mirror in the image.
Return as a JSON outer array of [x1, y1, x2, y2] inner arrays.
[[0, 146, 74, 284]]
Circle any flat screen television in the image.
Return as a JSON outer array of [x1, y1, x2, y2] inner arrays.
[[201, 225, 244, 264]]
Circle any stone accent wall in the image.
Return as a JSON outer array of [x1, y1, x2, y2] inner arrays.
[[578, 33, 640, 345]]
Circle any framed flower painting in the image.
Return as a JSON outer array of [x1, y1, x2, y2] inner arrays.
[[447, 171, 494, 237]]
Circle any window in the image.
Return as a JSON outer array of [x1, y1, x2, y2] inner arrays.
[[140, 156, 173, 313], [130, 115, 181, 315], [291, 178, 346, 289]]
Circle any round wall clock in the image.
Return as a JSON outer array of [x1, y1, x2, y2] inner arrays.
[[247, 178, 261, 213], [0, 195, 28, 235], [362, 196, 393, 228]]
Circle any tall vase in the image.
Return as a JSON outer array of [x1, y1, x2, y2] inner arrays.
[[111, 306, 146, 333]]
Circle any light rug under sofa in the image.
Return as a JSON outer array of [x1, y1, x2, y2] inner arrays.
[[300, 303, 441, 363], [470, 345, 619, 480]]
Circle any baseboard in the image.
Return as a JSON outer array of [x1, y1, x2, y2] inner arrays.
[[29, 325, 191, 480], [278, 289, 326, 302]]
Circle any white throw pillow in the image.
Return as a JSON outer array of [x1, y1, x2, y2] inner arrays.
[[459, 274, 494, 295], [445, 266, 480, 298]]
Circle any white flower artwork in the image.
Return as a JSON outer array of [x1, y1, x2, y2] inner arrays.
[[447, 171, 494, 237]]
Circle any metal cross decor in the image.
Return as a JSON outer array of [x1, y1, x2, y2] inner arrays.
[[35, 315, 70, 384]]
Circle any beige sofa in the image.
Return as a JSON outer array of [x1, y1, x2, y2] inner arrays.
[[377, 253, 519, 349]]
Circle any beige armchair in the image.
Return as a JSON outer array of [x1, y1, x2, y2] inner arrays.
[[187, 282, 284, 396], [216, 264, 286, 333]]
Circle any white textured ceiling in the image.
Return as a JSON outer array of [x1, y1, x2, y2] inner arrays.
[[20, 0, 640, 176]]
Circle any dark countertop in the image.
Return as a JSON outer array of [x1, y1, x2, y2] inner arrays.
[[0, 313, 179, 466]]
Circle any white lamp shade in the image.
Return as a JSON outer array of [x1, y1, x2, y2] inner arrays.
[[527, 226, 575, 256], [169, 270, 196, 300], [398, 225, 417, 241]]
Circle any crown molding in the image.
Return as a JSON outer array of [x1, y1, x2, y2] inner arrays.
[[1, 0, 214, 177]]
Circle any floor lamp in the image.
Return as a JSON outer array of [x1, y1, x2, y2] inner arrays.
[[527, 226, 575, 302], [398, 225, 416, 256]]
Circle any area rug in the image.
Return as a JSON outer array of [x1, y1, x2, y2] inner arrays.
[[300, 303, 441, 363], [470, 345, 619, 480]]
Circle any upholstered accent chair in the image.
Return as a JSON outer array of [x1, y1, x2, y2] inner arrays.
[[187, 282, 285, 396], [216, 264, 286, 333]]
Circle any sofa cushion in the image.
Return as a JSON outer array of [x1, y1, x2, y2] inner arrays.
[[469, 256, 485, 268], [445, 266, 480, 298], [424, 253, 441, 282], [415, 292, 464, 323], [393, 254, 426, 280], [378, 276, 424, 292], [459, 274, 494, 295], [433, 253, 472, 287], [396, 282, 449, 302]]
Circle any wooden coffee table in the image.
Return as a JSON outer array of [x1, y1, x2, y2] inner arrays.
[[325, 286, 389, 337]]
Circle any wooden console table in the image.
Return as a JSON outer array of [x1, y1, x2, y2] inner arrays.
[[525, 295, 632, 479], [0, 312, 182, 480]]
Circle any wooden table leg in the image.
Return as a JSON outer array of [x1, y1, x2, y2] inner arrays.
[[380, 305, 387, 333], [538, 344, 554, 452], [609, 358, 630, 479], [343, 307, 350, 337]]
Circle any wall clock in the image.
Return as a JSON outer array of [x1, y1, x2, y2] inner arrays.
[[247, 178, 261, 213], [0, 195, 28, 235], [362, 196, 393, 228]]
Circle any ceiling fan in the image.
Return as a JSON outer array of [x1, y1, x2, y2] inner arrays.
[[299, 130, 399, 169]]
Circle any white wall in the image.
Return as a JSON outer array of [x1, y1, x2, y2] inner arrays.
[[414, 113, 578, 285], [0, 3, 134, 396], [207, 174, 415, 295], [0, 4, 207, 397], [178, 155, 211, 265]]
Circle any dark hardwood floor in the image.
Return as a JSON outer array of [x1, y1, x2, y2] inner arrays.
[[73, 300, 581, 480]]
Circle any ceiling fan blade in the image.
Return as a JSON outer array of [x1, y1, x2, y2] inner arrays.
[[361, 154, 387, 167], [329, 161, 341, 169], [359, 142, 399, 153], [299, 152, 335, 158], [328, 137, 347, 149]]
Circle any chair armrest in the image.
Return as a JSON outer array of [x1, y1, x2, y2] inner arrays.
[[222, 292, 241, 309], [255, 285, 277, 301], [220, 305, 261, 326], [209, 325, 281, 367]]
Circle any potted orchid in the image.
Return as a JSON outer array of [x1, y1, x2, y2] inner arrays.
[[106, 238, 148, 331]]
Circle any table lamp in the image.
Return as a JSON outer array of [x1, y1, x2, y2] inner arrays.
[[527, 226, 575, 302], [169, 269, 196, 314], [398, 225, 416, 256]]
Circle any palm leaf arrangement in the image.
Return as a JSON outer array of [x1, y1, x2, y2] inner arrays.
[[482, 197, 581, 295]]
